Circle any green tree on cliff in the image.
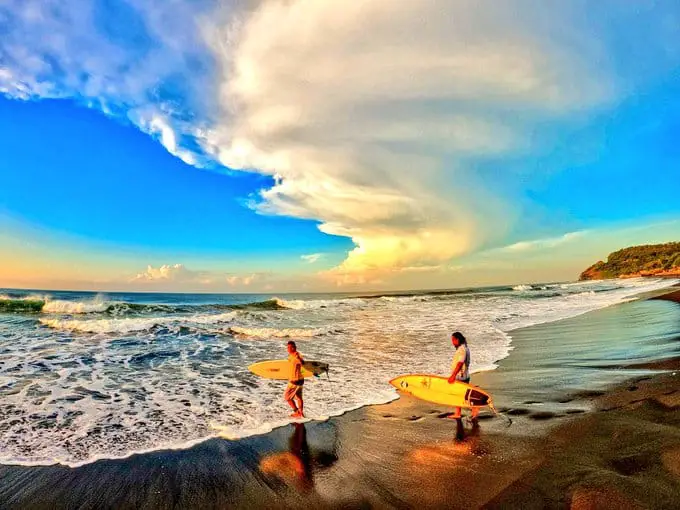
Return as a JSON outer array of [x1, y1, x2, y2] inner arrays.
[[580, 242, 680, 280]]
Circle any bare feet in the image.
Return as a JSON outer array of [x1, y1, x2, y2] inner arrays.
[[290, 411, 304, 419], [447, 413, 462, 420]]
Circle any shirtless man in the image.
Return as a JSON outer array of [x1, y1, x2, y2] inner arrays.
[[284, 341, 305, 418]]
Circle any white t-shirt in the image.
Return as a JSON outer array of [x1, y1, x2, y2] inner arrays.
[[451, 345, 470, 381]]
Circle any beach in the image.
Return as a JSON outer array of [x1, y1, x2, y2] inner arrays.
[[0, 282, 678, 508]]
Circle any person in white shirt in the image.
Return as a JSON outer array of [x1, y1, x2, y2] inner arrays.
[[447, 331, 479, 421]]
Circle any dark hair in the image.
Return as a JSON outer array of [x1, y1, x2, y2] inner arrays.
[[287, 340, 297, 349], [451, 331, 466, 344]]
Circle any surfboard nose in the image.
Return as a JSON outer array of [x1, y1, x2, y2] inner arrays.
[[389, 375, 408, 390], [389, 376, 400, 389]]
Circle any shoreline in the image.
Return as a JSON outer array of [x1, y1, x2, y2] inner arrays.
[[1, 288, 679, 508], [652, 287, 680, 304]]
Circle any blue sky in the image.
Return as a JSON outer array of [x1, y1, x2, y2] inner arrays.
[[0, 97, 349, 259], [0, 0, 679, 292]]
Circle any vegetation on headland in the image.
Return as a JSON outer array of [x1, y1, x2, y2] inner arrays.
[[580, 242, 680, 280]]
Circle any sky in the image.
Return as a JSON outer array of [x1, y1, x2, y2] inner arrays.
[[0, 0, 679, 293]]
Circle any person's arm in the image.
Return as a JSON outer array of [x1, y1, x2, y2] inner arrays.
[[448, 347, 463, 383], [448, 362, 463, 384]]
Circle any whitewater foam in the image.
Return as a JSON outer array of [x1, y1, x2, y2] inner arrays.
[[42, 298, 110, 314], [39, 311, 238, 334], [272, 296, 366, 310], [228, 325, 329, 338]]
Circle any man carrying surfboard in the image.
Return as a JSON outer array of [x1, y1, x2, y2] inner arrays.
[[285, 341, 305, 418], [447, 331, 479, 421]]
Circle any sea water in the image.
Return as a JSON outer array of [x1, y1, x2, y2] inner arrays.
[[0, 278, 677, 466]]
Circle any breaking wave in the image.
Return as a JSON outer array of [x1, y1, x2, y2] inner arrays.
[[39, 312, 238, 334], [0, 296, 289, 316], [42, 299, 110, 314], [0, 298, 44, 313], [228, 326, 330, 338]]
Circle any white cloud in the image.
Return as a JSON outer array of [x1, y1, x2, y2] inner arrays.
[[132, 264, 259, 288], [225, 274, 257, 286], [132, 264, 197, 282], [202, 0, 629, 283], [301, 253, 322, 264], [497, 231, 588, 254], [0, 0, 220, 165], [3, 1, 680, 287]]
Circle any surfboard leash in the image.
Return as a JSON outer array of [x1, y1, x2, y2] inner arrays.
[[489, 401, 513, 427], [320, 367, 337, 401]]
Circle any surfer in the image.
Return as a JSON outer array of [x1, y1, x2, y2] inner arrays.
[[285, 341, 305, 418], [447, 331, 479, 421]]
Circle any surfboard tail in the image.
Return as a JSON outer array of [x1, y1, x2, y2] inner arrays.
[[466, 387, 490, 407]]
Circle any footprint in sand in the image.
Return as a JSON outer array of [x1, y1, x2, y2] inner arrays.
[[610, 453, 654, 476], [528, 411, 559, 421], [476, 414, 495, 421], [579, 390, 606, 398], [506, 408, 531, 416], [437, 412, 466, 419]]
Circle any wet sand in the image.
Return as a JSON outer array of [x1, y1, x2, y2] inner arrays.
[[652, 288, 680, 304], [486, 359, 680, 509], [2, 289, 680, 509]]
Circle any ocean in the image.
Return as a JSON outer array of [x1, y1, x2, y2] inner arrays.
[[0, 278, 677, 467]]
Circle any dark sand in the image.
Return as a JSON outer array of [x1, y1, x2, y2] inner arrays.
[[486, 360, 680, 509], [2, 291, 680, 509], [652, 288, 680, 304]]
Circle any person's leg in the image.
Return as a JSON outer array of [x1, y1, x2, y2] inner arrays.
[[287, 399, 299, 415], [294, 395, 304, 417], [468, 379, 479, 421], [284, 385, 299, 416], [448, 406, 462, 419], [294, 386, 304, 417]]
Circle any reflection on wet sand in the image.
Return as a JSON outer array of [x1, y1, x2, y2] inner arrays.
[[408, 419, 486, 469], [399, 419, 492, 507], [259, 423, 337, 493]]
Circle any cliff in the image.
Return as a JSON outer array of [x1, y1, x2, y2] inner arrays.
[[579, 242, 680, 281]]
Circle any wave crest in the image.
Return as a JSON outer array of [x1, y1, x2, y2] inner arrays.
[[0, 298, 44, 313], [39, 312, 238, 334], [228, 326, 327, 338], [270, 297, 306, 310], [42, 299, 110, 314]]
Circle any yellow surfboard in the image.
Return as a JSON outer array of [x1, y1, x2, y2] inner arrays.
[[249, 360, 329, 380], [389, 374, 492, 409]]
